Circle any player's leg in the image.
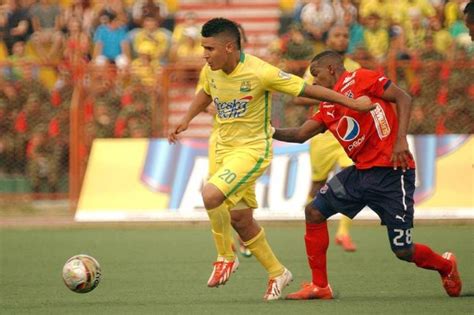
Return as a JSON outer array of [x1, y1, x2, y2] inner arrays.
[[310, 136, 356, 252], [367, 168, 462, 297], [202, 184, 238, 287], [287, 166, 365, 300], [334, 149, 357, 251]]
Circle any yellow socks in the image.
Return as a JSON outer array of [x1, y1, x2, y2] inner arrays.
[[244, 228, 284, 278], [336, 215, 352, 237], [207, 203, 235, 261]]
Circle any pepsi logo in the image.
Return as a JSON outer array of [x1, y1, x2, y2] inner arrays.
[[336, 116, 360, 141]]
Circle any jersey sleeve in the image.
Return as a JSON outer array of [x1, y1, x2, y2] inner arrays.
[[259, 62, 306, 97], [311, 109, 325, 125], [303, 66, 314, 85], [356, 69, 391, 98]]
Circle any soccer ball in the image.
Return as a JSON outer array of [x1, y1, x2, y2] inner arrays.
[[62, 254, 101, 293]]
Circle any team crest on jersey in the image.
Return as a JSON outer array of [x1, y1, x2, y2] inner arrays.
[[336, 116, 360, 141], [214, 96, 252, 119], [278, 70, 291, 80], [345, 90, 354, 99], [240, 80, 251, 92]]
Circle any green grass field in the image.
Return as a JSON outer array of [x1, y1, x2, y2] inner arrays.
[[1, 223, 473, 314]]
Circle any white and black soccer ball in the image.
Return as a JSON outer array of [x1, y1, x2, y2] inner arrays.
[[62, 254, 101, 293]]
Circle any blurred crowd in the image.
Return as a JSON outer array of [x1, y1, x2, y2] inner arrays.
[[0, 0, 472, 193], [278, 0, 473, 62]]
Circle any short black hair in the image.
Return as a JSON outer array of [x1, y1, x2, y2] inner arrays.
[[465, 0, 474, 23], [311, 50, 343, 64], [201, 18, 241, 50]]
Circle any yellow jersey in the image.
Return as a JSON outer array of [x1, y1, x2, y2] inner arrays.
[[202, 53, 306, 152]]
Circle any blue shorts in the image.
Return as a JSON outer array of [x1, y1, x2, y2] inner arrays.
[[313, 166, 416, 250]]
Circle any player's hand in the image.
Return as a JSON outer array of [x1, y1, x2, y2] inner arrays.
[[391, 136, 412, 171], [168, 120, 189, 144], [205, 104, 217, 116], [353, 96, 375, 112]]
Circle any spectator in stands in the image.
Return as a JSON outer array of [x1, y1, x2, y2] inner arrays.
[[444, 0, 464, 28], [300, 0, 335, 43], [428, 16, 453, 57], [63, 16, 91, 66], [332, 0, 357, 26], [62, 0, 95, 36], [342, 8, 364, 54], [26, 125, 58, 192], [0, 0, 31, 55], [281, 23, 314, 61], [363, 13, 389, 61], [171, 11, 199, 46], [48, 104, 69, 176], [170, 25, 203, 62], [90, 101, 116, 138], [359, 0, 404, 29], [405, 11, 427, 55], [130, 41, 161, 87], [131, 0, 168, 28], [6, 41, 34, 81], [30, 0, 63, 62], [132, 13, 170, 64], [115, 96, 151, 137], [93, 10, 130, 64]]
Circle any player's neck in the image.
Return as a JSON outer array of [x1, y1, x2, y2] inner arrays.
[[222, 51, 242, 74]]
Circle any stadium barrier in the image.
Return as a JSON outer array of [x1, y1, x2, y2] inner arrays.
[[75, 135, 474, 221]]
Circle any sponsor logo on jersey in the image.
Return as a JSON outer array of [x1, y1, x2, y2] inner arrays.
[[240, 80, 251, 92], [347, 135, 365, 151], [214, 96, 252, 119], [336, 116, 360, 141], [370, 103, 391, 139], [278, 70, 291, 80]]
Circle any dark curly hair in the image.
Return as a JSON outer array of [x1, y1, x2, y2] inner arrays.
[[465, 0, 474, 23], [201, 18, 241, 50]]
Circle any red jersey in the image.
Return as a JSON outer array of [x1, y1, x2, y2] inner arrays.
[[312, 69, 416, 169]]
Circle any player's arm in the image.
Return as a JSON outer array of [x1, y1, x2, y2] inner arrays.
[[381, 83, 413, 170], [301, 84, 374, 112], [273, 119, 326, 143], [168, 89, 212, 144], [293, 95, 318, 106]]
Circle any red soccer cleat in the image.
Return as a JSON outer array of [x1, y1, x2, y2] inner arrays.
[[286, 282, 334, 300], [207, 257, 239, 288], [335, 235, 357, 252], [441, 252, 462, 297]]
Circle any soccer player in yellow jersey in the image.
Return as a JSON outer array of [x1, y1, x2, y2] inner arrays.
[[168, 18, 372, 301], [294, 25, 361, 252]]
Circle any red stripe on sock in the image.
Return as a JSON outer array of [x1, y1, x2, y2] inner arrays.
[[305, 222, 329, 288], [412, 243, 452, 276]]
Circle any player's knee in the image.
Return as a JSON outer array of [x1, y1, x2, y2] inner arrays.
[[304, 204, 326, 224], [230, 210, 252, 231], [392, 247, 414, 262], [202, 185, 225, 210]]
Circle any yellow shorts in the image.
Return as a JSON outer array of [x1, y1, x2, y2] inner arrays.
[[310, 131, 352, 181], [208, 149, 271, 210]]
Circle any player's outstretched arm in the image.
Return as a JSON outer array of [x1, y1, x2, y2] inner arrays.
[[273, 119, 326, 143], [301, 84, 374, 112], [381, 83, 413, 170], [168, 89, 213, 144]]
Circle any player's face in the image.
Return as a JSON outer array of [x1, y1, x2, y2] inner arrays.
[[310, 63, 337, 88], [201, 36, 233, 71], [326, 27, 349, 53]]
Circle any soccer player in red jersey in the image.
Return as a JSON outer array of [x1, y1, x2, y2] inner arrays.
[[273, 51, 462, 300]]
